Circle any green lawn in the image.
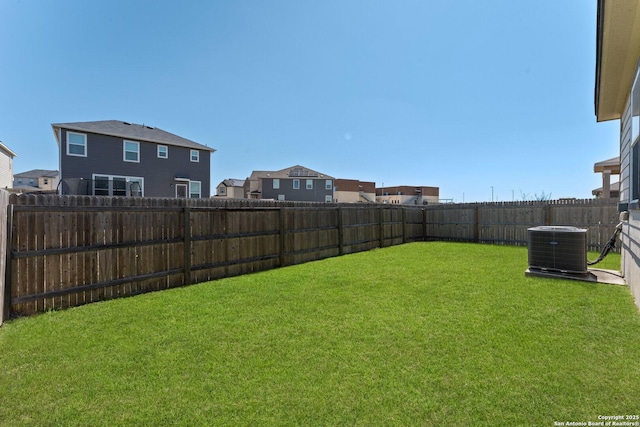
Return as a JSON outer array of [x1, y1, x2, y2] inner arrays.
[[0, 242, 638, 426]]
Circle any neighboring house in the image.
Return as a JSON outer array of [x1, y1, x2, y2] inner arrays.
[[334, 179, 376, 203], [243, 170, 270, 199], [215, 179, 246, 198], [52, 120, 215, 198], [592, 181, 620, 199], [594, 0, 640, 309], [0, 141, 17, 189], [13, 169, 60, 193], [244, 165, 335, 202], [593, 156, 620, 198], [376, 185, 439, 205]]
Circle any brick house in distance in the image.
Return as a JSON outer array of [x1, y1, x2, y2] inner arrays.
[[52, 120, 215, 198]]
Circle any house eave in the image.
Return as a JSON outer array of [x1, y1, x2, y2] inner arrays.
[[595, 0, 640, 122]]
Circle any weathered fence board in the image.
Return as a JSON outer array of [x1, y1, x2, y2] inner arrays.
[[2, 195, 619, 320], [424, 199, 619, 251]]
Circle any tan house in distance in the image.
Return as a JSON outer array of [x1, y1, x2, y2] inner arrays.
[[376, 186, 439, 205], [215, 178, 245, 198], [333, 179, 376, 203], [0, 141, 17, 189], [13, 169, 60, 193], [593, 156, 620, 199]]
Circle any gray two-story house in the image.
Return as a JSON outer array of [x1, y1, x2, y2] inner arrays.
[[52, 120, 215, 198], [245, 165, 335, 202]]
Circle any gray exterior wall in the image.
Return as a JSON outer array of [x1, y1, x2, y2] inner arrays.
[[261, 177, 333, 202], [58, 128, 210, 197], [617, 85, 640, 308]]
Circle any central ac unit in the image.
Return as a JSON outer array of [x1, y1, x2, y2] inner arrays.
[[527, 226, 587, 274]]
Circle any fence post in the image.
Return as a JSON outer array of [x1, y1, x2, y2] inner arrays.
[[402, 207, 407, 244], [379, 206, 384, 248], [1, 191, 11, 325], [183, 206, 191, 286], [337, 206, 344, 256], [474, 206, 479, 243], [545, 203, 552, 226], [422, 208, 427, 241], [279, 206, 286, 266]]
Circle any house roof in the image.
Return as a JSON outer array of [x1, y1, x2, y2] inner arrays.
[[249, 165, 335, 180], [0, 141, 17, 158], [592, 180, 620, 195], [593, 156, 620, 173], [51, 120, 216, 152], [595, 0, 640, 121], [221, 179, 245, 187], [15, 169, 59, 179]]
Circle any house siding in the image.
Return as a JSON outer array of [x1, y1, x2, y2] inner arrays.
[[0, 152, 13, 189], [59, 128, 210, 197], [261, 178, 333, 202], [618, 88, 640, 306]]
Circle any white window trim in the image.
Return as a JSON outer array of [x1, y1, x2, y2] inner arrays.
[[273, 178, 280, 189], [123, 140, 140, 163], [189, 180, 202, 198], [306, 179, 313, 190], [66, 132, 87, 157], [293, 179, 300, 190], [157, 145, 168, 159], [190, 149, 200, 162], [92, 174, 144, 197], [325, 179, 332, 190]]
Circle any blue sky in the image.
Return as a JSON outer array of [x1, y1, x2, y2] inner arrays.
[[0, 0, 620, 202]]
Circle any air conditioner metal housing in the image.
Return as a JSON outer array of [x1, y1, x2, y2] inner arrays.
[[527, 226, 587, 274]]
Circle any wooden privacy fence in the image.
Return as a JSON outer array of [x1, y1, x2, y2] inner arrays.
[[423, 199, 620, 251], [2, 195, 619, 320], [4, 195, 425, 319]]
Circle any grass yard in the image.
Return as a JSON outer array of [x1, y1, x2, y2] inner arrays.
[[0, 242, 639, 426]]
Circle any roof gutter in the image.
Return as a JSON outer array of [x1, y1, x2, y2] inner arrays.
[[594, 0, 606, 119]]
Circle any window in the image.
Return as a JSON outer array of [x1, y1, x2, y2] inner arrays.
[[273, 178, 280, 189], [157, 145, 168, 159], [277, 194, 285, 201], [67, 132, 87, 157], [17, 178, 22, 184], [190, 181, 201, 198], [325, 195, 332, 203], [190, 150, 199, 162], [44, 178, 49, 185], [293, 179, 300, 189], [124, 140, 140, 162], [325, 179, 332, 190], [93, 174, 144, 197], [306, 179, 313, 190], [29, 179, 35, 185]]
